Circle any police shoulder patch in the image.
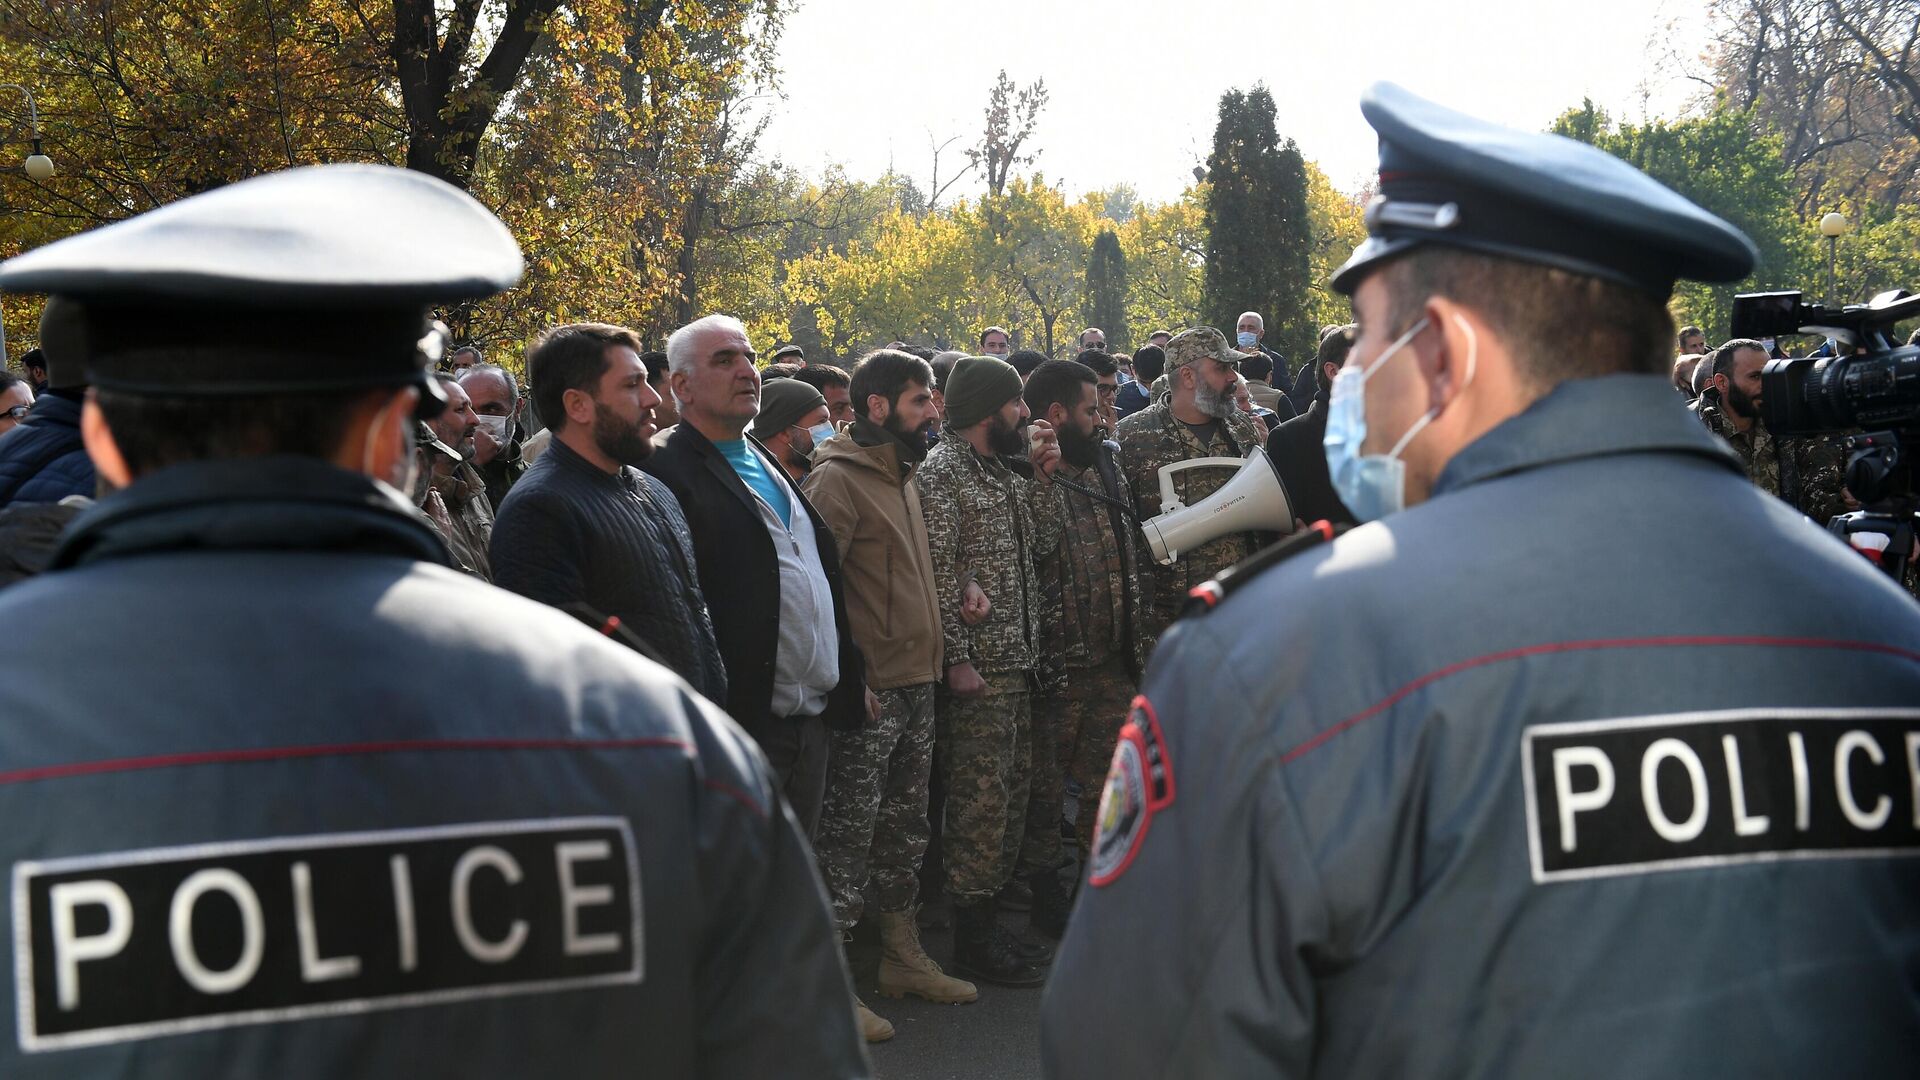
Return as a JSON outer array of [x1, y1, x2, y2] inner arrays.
[[1088, 696, 1176, 887]]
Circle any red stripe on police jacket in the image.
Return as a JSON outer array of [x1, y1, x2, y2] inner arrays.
[[1280, 635, 1920, 765]]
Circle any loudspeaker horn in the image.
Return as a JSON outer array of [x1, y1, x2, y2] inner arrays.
[[1139, 450, 1294, 565]]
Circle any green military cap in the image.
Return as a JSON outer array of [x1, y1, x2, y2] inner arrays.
[[1164, 327, 1249, 372]]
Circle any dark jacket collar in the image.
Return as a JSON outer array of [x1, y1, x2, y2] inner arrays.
[[664, 420, 794, 512], [1433, 374, 1744, 498], [850, 416, 924, 478], [19, 391, 81, 430], [545, 432, 647, 493], [52, 456, 450, 570]]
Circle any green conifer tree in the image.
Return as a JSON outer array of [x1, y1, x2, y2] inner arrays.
[[1202, 86, 1315, 367], [1085, 229, 1130, 349]]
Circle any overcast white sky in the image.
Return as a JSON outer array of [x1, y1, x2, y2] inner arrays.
[[758, 0, 1714, 204]]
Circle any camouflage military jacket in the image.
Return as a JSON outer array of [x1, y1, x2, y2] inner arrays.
[[914, 436, 1063, 678], [1699, 403, 1848, 524], [1044, 455, 1150, 677], [1116, 400, 1266, 634]]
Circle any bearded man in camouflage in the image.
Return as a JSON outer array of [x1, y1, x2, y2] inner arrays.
[[1019, 361, 1150, 939], [1116, 327, 1268, 641], [914, 355, 1062, 988], [1697, 338, 1847, 523]]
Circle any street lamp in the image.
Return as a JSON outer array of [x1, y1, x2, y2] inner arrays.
[[0, 84, 52, 180], [1819, 211, 1848, 304], [0, 84, 51, 365]]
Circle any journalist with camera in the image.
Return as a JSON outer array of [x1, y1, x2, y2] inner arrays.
[[1734, 288, 1920, 580]]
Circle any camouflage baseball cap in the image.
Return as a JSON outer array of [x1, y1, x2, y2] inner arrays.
[[1164, 326, 1249, 371], [414, 419, 462, 464]]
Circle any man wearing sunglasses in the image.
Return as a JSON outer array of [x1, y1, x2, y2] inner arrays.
[[0, 369, 31, 437], [0, 313, 96, 509]]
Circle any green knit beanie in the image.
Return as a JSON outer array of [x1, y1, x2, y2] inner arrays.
[[943, 355, 1024, 430]]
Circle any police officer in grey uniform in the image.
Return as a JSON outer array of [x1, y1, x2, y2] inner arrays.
[[1041, 82, 1920, 1078], [0, 165, 868, 1078]]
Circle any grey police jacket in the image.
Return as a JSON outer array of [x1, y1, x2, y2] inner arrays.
[[0, 457, 869, 1079], [1043, 376, 1920, 1078]]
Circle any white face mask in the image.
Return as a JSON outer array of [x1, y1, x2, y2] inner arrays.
[[474, 412, 510, 448]]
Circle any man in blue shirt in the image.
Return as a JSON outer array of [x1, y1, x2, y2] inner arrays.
[[645, 314, 872, 838]]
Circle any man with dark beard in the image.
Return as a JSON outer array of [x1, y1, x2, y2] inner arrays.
[[804, 349, 979, 1042], [1116, 326, 1266, 641], [1018, 361, 1149, 939], [1697, 338, 1847, 522], [914, 354, 1063, 988], [491, 322, 728, 702]]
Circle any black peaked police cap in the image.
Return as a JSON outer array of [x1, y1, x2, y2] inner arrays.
[[0, 164, 523, 418], [1331, 82, 1758, 300]]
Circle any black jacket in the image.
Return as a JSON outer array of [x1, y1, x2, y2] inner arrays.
[[491, 437, 729, 703], [1288, 361, 1317, 412], [645, 423, 866, 731], [1264, 391, 1355, 527], [0, 391, 96, 508], [0, 456, 866, 1077]]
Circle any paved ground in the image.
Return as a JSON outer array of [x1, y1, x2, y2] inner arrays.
[[849, 896, 1053, 1080]]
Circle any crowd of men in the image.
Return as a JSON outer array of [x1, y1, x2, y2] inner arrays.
[[3, 300, 1913, 1028], [0, 264, 1369, 1047], [1, 241, 1916, 1048], [0, 76, 1917, 1078], [419, 315, 1329, 1039]]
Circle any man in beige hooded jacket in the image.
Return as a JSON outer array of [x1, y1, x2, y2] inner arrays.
[[803, 349, 978, 1042]]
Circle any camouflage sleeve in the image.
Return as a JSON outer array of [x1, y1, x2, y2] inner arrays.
[[1116, 425, 1158, 519], [1026, 470, 1064, 562], [915, 460, 970, 671], [1034, 533, 1068, 695], [1797, 436, 1850, 526]]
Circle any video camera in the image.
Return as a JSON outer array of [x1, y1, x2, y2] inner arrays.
[[1731, 288, 1920, 578], [1734, 289, 1920, 435]]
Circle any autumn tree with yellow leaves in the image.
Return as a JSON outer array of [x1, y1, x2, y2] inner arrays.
[[0, 8, 1371, 371], [0, 0, 783, 356]]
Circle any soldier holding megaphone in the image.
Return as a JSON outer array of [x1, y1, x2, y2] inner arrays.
[[1115, 327, 1275, 641]]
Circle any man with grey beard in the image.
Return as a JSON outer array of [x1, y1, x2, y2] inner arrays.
[[1115, 326, 1266, 641]]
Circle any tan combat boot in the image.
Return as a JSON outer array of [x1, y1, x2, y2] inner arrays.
[[875, 909, 980, 1003], [856, 997, 894, 1043]]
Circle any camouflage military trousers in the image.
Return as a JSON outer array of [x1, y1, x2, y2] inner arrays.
[[1018, 692, 1067, 879], [1059, 659, 1138, 854], [813, 683, 936, 932], [936, 673, 1033, 905]]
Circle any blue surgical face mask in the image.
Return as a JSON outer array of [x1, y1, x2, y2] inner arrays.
[[1236, 330, 1259, 348], [806, 421, 836, 449], [1323, 314, 1475, 521]]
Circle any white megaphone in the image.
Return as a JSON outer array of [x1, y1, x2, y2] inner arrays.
[[1139, 449, 1294, 565]]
